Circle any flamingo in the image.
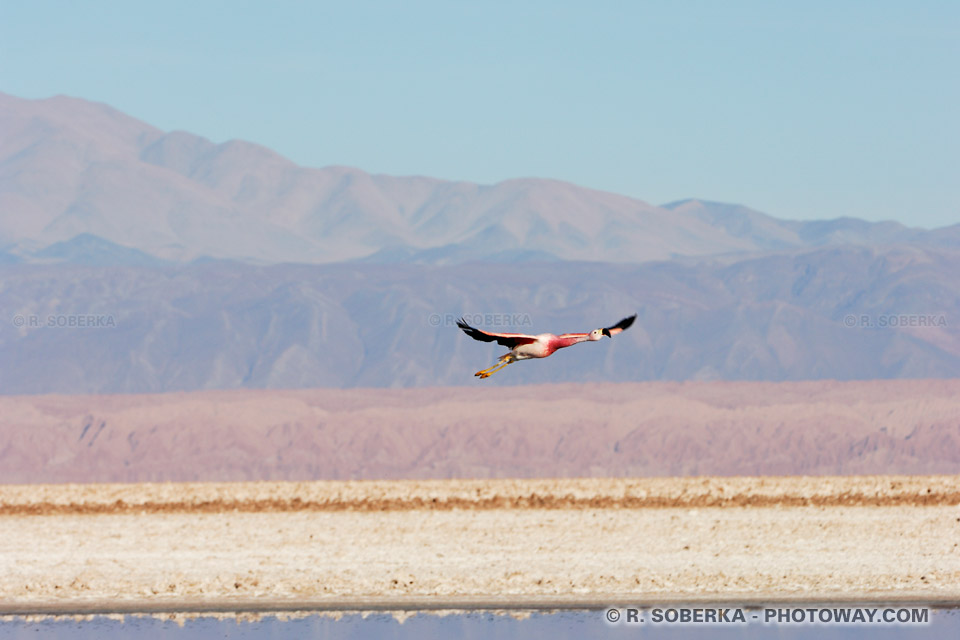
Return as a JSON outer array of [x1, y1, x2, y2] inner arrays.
[[457, 314, 636, 378]]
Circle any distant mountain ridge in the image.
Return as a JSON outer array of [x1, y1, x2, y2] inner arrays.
[[2, 91, 954, 267], [3, 381, 958, 482], [2, 92, 959, 394], [2, 244, 958, 394]]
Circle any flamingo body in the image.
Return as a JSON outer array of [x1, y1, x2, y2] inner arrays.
[[456, 315, 636, 378]]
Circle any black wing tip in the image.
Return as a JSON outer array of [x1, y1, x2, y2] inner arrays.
[[456, 317, 495, 342], [611, 314, 637, 331]]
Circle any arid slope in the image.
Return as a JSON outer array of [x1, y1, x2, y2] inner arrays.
[[2, 380, 958, 483]]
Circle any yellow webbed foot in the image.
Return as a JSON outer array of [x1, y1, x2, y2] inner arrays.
[[475, 357, 513, 379]]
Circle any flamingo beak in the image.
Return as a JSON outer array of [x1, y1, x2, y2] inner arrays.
[[602, 328, 611, 338]]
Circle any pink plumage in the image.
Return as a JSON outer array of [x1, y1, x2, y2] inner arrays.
[[456, 315, 636, 379]]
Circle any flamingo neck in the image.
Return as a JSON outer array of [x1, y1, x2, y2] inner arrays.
[[553, 334, 589, 350]]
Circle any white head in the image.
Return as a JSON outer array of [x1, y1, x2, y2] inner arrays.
[[589, 328, 609, 341]]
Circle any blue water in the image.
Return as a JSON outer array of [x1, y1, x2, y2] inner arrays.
[[1, 609, 956, 639]]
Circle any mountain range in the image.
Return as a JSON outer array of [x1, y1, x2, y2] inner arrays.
[[3, 380, 958, 482], [2, 91, 957, 267], [1, 244, 958, 393], [0, 91, 958, 393]]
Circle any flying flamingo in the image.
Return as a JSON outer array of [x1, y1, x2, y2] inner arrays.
[[457, 314, 636, 378]]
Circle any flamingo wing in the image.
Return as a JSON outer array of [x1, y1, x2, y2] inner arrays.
[[603, 314, 637, 337], [456, 318, 537, 349]]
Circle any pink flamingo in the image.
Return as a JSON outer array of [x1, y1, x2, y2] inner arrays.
[[457, 315, 636, 378]]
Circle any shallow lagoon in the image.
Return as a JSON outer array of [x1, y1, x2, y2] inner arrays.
[[1, 609, 956, 640]]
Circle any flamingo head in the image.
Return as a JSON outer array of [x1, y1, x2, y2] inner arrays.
[[590, 328, 609, 341]]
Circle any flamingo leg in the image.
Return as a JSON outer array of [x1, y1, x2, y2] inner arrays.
[[475, 355, 514, 379], [477, 362, 507, 378], [474, 364, 497, 377]]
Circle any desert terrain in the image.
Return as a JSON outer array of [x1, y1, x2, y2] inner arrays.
[[1, 380, 959, 483], [1, 476, 958, 615], [2, 380, 959, 614]]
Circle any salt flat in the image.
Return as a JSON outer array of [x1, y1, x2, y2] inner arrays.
[[1, 477, 958, 614]]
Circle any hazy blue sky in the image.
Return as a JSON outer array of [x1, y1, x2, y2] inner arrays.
[[2, 1, 957, 226]]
